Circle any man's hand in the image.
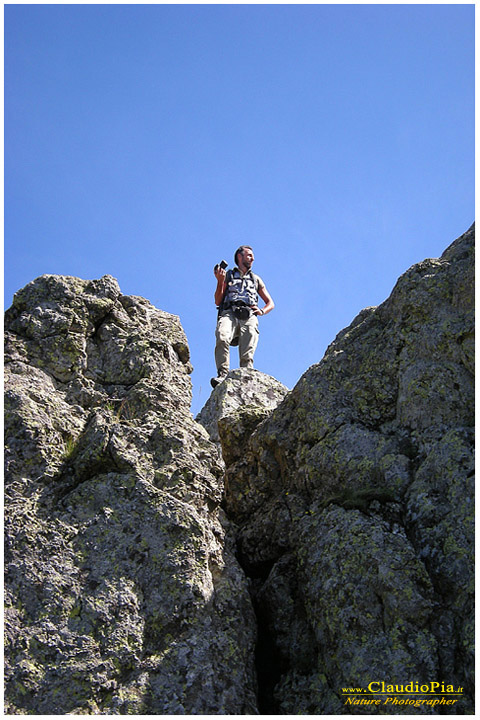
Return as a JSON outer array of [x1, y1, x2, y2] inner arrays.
[[257, 286, 274, 316], [214, 266, 227, 282], [250, 305, 264, 316]]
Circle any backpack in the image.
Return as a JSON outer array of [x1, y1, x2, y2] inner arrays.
[[218, 268, 259, 316]]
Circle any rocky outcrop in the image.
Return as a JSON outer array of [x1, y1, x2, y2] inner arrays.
[[196, 368, 289, 449], [4, 224, 474, 715], [221, 225, 474, 714], [4, 275, 257, 714]]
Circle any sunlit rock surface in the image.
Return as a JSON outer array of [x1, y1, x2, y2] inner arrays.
[[4, 275, 257, 714], [196, 367, 289, 448]]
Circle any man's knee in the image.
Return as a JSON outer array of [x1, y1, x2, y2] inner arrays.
[[216, 328, 232, 345], [216, 315, 235, 343], [240, 321, 259, 346]]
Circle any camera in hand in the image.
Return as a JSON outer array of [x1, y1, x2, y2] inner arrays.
[[214, 259, 228, 272]]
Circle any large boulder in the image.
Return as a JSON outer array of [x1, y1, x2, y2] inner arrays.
[[223, 226, 475, 714], [196, 368, 289, 449], [4, 274, 258, 714]]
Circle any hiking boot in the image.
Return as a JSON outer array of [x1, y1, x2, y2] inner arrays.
[[210, 375, 226, 388]]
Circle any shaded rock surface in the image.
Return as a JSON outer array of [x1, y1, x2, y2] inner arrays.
[[4, 275, 257, 714], [220, 225, 474, 714]]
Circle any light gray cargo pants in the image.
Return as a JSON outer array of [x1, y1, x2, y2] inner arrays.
[[214, 309, 259, 377]]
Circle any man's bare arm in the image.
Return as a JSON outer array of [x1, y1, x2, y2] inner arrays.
[[252, 285, 274, 316], [214, 267, 227, 307]]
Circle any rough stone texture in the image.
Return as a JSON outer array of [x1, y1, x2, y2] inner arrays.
[[4, 224, 475, 716], [196, 367, 289, 448], [221, 225, 474, 714], [4, 274, 258, 715]]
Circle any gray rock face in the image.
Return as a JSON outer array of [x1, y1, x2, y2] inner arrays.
[[4, 274, 257, 714], [196, 368, 289, 448], [4, 225, 474, 715], [220, 225, 474, 714]]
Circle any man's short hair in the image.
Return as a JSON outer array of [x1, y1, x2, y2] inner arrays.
[[234, 245, 253, 266]]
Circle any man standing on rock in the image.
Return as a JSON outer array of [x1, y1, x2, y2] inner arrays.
[[211, 246, 274, 388]]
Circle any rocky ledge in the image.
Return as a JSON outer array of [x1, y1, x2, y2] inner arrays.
[[4, 224, 474, 714]]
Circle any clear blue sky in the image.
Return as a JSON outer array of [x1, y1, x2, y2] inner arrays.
[[5, 3, 474, 415]]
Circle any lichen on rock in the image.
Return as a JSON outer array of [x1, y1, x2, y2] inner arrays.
[[4, 273, 257, 714], [4, 224, 475, 715], [220, 225, 475, 714]]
